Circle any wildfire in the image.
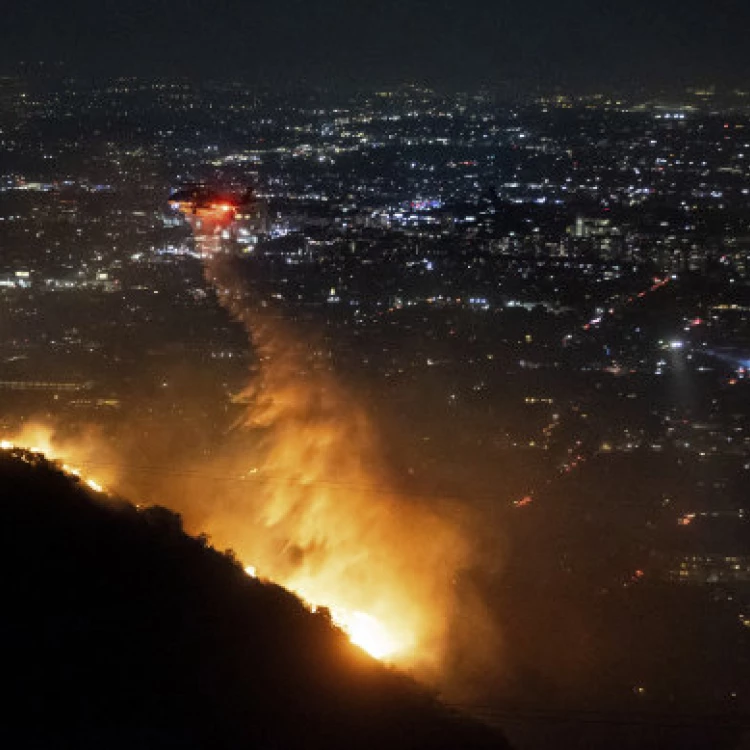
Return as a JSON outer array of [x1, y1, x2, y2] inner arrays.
[[197, 231, 473, 675], [0, 431, 417, 663], [175, 242, 472, 676], [86, 478, 105, 493], [332, 609, 399, 660], [0, 206, 474, 678], [287, 582, 415, 661], [0, 427, 110, 495], [244, 564, 403, 660]]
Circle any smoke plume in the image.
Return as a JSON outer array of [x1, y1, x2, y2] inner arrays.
[[195, 251, 474, 674]]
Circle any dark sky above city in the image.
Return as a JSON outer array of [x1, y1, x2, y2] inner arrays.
[[2, 0, 749, 87]]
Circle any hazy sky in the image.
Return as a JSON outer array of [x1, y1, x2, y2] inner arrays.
[[3, 0, 749, 87]]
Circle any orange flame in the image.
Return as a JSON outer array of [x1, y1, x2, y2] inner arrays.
[[193, 240, 471, 671], [0, 424, 107, 494], [0, 210, 476, 674], [1, 424, 114, 494]]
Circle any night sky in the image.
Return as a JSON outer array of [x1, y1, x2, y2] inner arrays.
[[2, 0, 749, 87]]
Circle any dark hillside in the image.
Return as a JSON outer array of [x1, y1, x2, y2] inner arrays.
[[0, 449, 508, 750]]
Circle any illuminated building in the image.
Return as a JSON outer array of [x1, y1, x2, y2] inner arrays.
[[669, 554, 750, 584]]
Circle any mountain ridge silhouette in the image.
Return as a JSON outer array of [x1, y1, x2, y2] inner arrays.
[[0, 449, 509, 750]]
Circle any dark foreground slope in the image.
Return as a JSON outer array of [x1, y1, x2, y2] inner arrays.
[[0, 450, 508, 750]]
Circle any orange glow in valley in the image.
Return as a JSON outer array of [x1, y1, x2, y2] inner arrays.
[[1, 431, 416, 662], [0, 425, 112, 496], [245, 564, 407, 660], [186, 215, 470, 670], [0, 211, 473, 673], [331, 609, 401, 660], [194, 251, 470, 672], [0, 422, 460, 666]]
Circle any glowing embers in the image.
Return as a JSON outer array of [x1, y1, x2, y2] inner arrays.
[[243, 565, 409, 661], [329, 608, 399, 660], [1, 434, 109, 496], [2, 425, 430, 666]]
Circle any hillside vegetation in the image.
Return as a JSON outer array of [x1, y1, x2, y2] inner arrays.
[[0, 450, 508, 750]]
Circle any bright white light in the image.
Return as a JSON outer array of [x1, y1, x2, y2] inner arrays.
[[331, 609, 398, 660]]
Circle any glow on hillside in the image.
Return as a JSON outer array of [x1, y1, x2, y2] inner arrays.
[[1, 431, 109, 495], [0, 433, 410, 662]]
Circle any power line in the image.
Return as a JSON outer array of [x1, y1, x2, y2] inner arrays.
[[43, 456, 508, 506], [5, 447, 717, 513]]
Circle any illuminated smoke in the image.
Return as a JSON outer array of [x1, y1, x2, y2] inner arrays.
[[198, 248, 473, 670], [0, 423, 117, 493], [1, 212, 480, 673]]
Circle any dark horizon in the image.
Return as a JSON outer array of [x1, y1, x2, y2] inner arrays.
[[2, 0, 749, 89]]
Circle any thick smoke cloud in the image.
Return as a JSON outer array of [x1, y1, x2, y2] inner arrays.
[[195, 249, 476, 674], [4, 220, 500, 687]]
